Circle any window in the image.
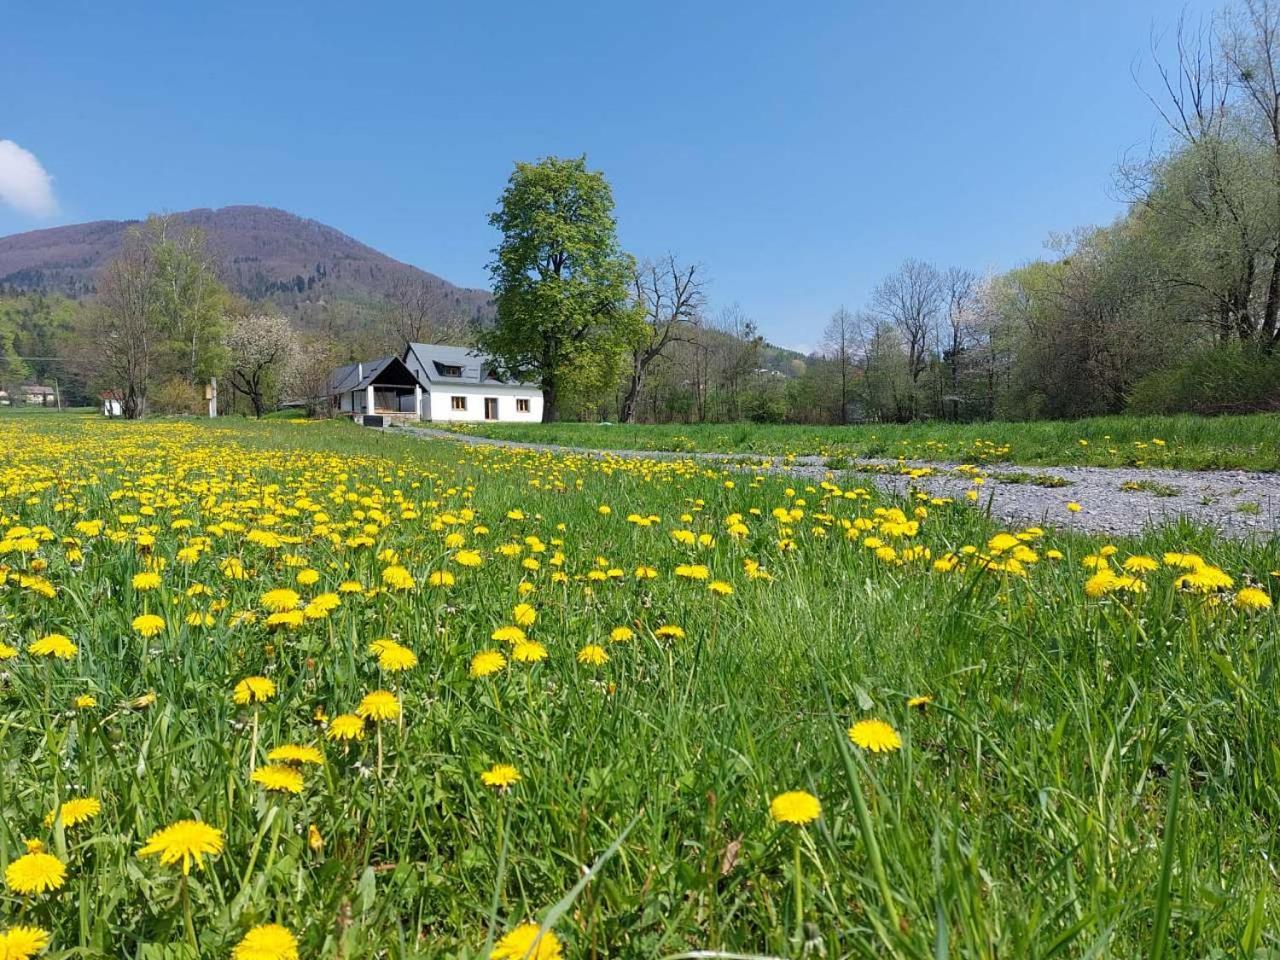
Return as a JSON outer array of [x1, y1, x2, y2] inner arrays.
[[435, 362, 463, 377], [516, 398, 531, 413], [451, 396, 467, 411]]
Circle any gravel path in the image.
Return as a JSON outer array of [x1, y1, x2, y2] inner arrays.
[[399, 426, 1280, 540]]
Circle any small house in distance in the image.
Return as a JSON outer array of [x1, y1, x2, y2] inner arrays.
[[101, 390, 123, 418], [402, 343, 542, 423], [21, 384, 56, 406], [328, 343, 543, 424]]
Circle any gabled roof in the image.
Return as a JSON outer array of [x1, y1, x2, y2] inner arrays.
[[403, 342, 540, 389], [328, 356, 428, 395]]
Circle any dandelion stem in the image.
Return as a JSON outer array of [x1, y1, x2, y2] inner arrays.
[[793, 831, 805, 947], [249, 708, 259, 775], [180, 874, 197, 950]]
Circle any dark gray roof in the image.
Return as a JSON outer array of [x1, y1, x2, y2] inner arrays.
[[403, 343, 540, 389], [329, 356, 428, 395]]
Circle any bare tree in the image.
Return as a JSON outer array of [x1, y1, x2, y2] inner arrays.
[[821, 306, 857, 424], [708, 303, 762, 421], [941, 267, 977, 419], [385, 275, 465, 347], [284, 335, 341, 418], [91, 230, 161, 419], [621, 256, 705, 422], [224, 313, 298, 418], [870, 259, 942, 417], [1221, 0, 1280, 347]]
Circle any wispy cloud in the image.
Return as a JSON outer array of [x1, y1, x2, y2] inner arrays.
[[0, 140, 58, 218]]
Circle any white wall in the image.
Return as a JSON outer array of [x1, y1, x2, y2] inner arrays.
[[426, 385, 543, 423]]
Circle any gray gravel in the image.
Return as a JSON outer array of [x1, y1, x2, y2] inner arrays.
[[398, 426, 1280, 541]]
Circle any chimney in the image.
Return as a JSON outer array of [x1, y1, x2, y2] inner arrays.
[[357, 362, 363, 380]]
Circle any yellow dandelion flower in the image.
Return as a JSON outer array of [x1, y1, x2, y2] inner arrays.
[[43, 796, 101, 829], [481, 763, 521, 789], [137, 819, 224, 875], [355, 690, 401, 722], [260, 588, 300, 613], [609, 626, 634, 643], [131, 613, 165, 637], [266, 744, 325, 766], [769, 790, 821, 826], [491, 625, 527, 644], [4, 851, 66, 895], [0, 924, 51, 959], [251, 763, 305, 794], [325, 713, 366, 741], [231, 923, 299, 960], [512, 641, 548, 663], [492, 924, 562, 960], [233, 676, 277, 705], [29, 633, 77, 660], [1235, 586, 1272, 610], [576, 644, 608, 666], [848, 718, 902, 754], [470, 649, 507, 678], [381, 565, 415, 590]]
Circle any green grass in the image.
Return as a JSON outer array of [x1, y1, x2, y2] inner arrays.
[[0, 414, 1277, 957], [439, 411, 1280, 472]]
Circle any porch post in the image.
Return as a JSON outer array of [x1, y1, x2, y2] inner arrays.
[[414, 384, 423, 418], [366, 384, 375, 413]]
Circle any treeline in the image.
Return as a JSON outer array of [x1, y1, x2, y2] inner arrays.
[[593, 0, 1280, 424]]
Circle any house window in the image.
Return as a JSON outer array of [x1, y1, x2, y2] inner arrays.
[[516, 398, 530, 413], [451, 396, 467, 411], [436, 362, 463, 377]]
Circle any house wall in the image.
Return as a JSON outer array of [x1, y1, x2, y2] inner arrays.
[[426, 385, 543, 422]]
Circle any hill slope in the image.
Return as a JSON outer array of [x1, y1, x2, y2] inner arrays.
[[0, 205, 494, 326]]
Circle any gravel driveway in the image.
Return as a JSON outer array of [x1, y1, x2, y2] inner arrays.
[[399, 426, 1280, 540]]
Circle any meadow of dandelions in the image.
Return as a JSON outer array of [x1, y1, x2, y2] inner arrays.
[[0, 415, 1276, 958]]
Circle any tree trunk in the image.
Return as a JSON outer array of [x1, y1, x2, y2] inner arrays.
[[620, 371, 642, 423], [542, 379, 558, 422]]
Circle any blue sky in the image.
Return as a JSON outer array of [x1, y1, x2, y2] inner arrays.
[[2, 1, 1203, 350]]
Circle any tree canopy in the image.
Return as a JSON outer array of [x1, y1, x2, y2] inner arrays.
[[482, 156, 641, 421]]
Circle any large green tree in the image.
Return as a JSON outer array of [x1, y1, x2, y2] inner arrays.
[[482, 156, 640, 421]]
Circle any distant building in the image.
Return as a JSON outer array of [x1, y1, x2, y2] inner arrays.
[[101, 390, 123, 418], [21, 385, 56, 406], [329, 343, 543, 424], [0, 389, 9, 406]]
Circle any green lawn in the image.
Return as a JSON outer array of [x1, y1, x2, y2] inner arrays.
[[0, 414, 1277, 956], [440, 411, 1280, 471]]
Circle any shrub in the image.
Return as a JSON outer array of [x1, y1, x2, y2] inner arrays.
[[149, 377, 204, 415], [1128, 344, 1280, 415]]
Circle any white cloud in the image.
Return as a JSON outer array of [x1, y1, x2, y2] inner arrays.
[[0, 140, 58, 218]]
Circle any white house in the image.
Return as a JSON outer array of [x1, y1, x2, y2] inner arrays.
[[329, 343, 543, 424], [403, 343, 543, 423]]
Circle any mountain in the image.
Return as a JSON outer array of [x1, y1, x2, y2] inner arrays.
[[0, 205, 494, 327]]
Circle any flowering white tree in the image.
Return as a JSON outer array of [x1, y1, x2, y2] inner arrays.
[[223, 313, 297, 418]]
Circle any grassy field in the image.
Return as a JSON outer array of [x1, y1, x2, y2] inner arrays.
[[440, 412, 1280, 472], [0, 414, 1278, 958]]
